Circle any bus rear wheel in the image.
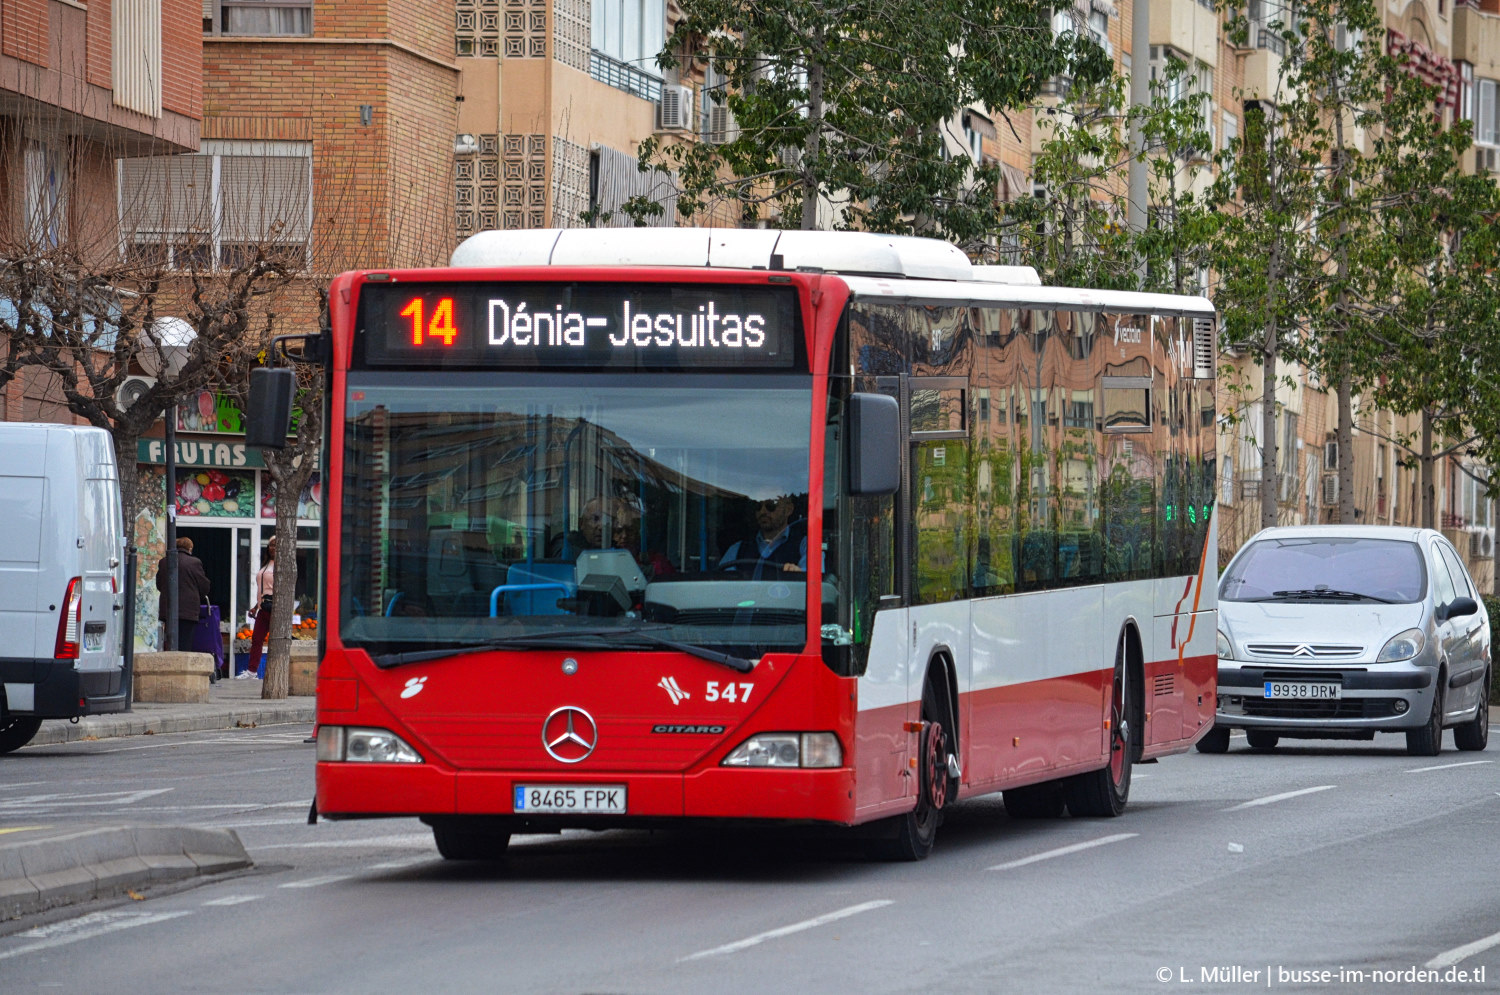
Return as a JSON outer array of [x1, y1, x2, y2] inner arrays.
[[1065, 639, 1136, 818], [0, 716, 43, 755], [430, 818, 512, 861], [871, 681, 952, 861]]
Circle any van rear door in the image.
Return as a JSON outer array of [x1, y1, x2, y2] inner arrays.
[[77, 432, 125, 683]]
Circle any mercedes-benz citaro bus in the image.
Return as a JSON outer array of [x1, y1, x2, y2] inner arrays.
[[293, 228, 1219, 860]]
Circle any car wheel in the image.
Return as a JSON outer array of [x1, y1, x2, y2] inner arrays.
[[0, 716, 43, 754], [431, 819, 511, 861], [1406, 682, 1444, 757], [1195, 724, 1231, 754], [1245, 730, 1279, 750], [1004, 781, 1066, 818], [1453, 674, 1489, 752]]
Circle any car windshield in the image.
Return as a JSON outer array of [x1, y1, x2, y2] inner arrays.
[[1219, 536, 1426, 603], [339, 376, 814, 660]]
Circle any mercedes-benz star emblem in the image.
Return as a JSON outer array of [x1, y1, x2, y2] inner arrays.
[[542, 706, 598, 764]]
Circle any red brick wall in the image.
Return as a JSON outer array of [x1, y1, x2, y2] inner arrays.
[[162, 0, 203, 119], [2, 0, 49, 65], [87, 0, 112, 88]]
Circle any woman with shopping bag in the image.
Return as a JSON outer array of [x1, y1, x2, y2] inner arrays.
[[239, 537, 277, 679]]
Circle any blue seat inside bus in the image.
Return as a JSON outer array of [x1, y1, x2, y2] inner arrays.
[[496, 561, 576, 615]]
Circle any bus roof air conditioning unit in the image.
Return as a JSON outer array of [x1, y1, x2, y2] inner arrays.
[[657, 85, 693, 131], [114, 375, 156, 413], [1321, 472, 1338, 507]]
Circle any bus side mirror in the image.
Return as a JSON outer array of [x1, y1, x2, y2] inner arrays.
[[848, 392, 899, 496], [246, 367, 295, 449]]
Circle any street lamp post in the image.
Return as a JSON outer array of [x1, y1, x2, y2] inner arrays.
[[143, 318, 197, 650]]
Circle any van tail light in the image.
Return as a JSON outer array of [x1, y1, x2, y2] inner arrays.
[[54, 577, 82, 659]]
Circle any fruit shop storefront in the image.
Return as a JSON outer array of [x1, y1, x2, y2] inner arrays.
[[131, 418, 321, 656]]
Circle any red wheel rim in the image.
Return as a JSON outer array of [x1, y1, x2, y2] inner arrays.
[[925, 722, 947, 810]]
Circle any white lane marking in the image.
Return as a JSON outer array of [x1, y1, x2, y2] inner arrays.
[[254, 833, 433, 851], [368, 857, 432, 871], [1426, 928, 1500, 969], [279, 873, 357, 889], [0, 911, 191, 962], [202, 895, 261, 907], [678, 900, 894, 962], [1406, 760, 1494, 774], [986, 833, 1138, 871], [1223, 785, 1336, 811], [0, 788, 174, 810], [214, 818, 310, 829]]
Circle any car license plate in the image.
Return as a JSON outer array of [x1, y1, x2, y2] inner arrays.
[[513, 784, 626, 814], [1263, 681, 1341, 699], [83, 625, 105, 652]]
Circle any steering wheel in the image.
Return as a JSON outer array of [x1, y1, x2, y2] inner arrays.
[[717, 557, 779, 574]]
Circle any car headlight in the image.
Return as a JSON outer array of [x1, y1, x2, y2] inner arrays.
[[722, 732, 843, 768], [1217, 629, 1233, 660], [316, 725, 424, 763], [1376, 628, 1426, 663]]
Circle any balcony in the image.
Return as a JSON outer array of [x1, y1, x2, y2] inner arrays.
[[590, 51, 662, 103], [1240, 40, 1287, 105], [1453, 3, 1500, 66]]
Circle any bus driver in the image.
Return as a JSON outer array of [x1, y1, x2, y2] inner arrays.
[[720, 495, 806, 573]]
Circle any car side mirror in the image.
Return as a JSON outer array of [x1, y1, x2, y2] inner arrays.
[[1443, 596, 1478, 621]]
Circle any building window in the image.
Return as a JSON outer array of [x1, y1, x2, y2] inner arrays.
[[117, 142, 312, 271], [207, 1, 313, 37], [591, 0, 665, 72], [1476, 78, 1499, 148], [24, 140, 68, 249]]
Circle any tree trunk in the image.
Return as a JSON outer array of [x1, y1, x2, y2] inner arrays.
[[1420, 408, 1436, 530], [262, 455, 316, 699], [1337, 375, 1354, 524], [801, 33, 824, 231], [1260, 346, 1279, 530]]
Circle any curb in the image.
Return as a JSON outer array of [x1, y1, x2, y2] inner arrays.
[[0, 826, 252, 921], [32, 702, 316, 747]]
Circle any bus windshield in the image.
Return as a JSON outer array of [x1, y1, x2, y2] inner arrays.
[[339, 376, 814, 661]]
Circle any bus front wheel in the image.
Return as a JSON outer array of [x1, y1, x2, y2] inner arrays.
[[430, 818, 512, 861], [871, 680, 952, 861]]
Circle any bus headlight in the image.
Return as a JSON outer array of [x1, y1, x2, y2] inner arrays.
[[316, 725, 424, 763], [722, 732, 842, 768]]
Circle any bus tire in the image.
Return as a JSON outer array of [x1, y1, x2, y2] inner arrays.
[[0, 716, 43, 755], [1065, 633, 1138, 818], [1003, 781, 1066, 819], [1195, 725, 1231, 754], [431, 819, 511, 861], [870, 676, 952, 861]]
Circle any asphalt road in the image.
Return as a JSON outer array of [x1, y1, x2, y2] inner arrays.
[[1, 726, 1497, 994]]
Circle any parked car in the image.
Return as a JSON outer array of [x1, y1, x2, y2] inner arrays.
[[0, 423, 128, 754], [1202, 526, 1490, 756]]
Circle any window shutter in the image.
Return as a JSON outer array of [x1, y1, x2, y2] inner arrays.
[[118, 156, 213, 234], [219, 155, 311, 242]]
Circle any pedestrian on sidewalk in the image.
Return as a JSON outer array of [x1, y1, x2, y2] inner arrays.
[[157, 537, 212, 653], [239, 537, 277, 680]]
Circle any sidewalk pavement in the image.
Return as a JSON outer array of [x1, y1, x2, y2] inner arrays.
[[30, 675, 316, 747], [2, 679, 312, 923]]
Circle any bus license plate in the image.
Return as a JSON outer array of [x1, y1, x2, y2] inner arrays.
[[1263, 682, 1341, 700], [513, 784, 626, 814]]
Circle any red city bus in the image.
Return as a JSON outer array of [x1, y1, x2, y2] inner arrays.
[[302, 228, 1218, 860]]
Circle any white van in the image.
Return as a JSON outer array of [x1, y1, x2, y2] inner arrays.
[[0, 423, 128, 753]]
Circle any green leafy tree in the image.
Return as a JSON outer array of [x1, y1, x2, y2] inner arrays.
[[626, 0, 1109, 247]]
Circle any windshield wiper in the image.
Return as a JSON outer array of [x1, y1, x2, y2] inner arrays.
[[370, 625, 755, 673], [1263, 589, 1392, 603]]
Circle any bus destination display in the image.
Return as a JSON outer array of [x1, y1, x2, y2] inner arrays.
[[358, 282, 800, 370]]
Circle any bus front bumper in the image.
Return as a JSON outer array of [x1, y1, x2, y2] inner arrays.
[[315, 762, 859, 826]]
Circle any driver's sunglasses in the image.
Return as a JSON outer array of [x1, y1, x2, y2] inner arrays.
[[757, 499, 784, 511]]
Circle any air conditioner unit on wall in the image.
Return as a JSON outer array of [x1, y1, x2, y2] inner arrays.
[[114, 375, 156, 413], [1478, 146, 1498, 175], [1321, 472, 1339, 507], [1469, 529, 1495, 560], [657, 84, 693, 131], [705, 103, 738, 145]]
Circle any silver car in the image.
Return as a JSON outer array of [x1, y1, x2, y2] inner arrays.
[[1202, 526, 1491, 756]]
